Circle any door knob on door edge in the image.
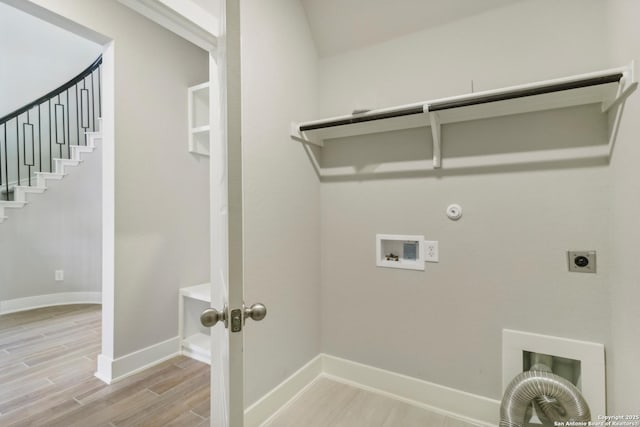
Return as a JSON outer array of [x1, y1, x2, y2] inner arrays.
[[244, 303, 267, 323], [200, 306, 227, 328]]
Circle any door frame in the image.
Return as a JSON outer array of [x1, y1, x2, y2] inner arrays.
[[117, 0, 219, 51], [1, 0, 222, 386], [0, 0, 116, 380], [114, 2, 243, 426]]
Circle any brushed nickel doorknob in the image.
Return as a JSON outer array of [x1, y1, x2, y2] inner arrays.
[[200, 307, 226, 328], [244, 303, 267, 322]]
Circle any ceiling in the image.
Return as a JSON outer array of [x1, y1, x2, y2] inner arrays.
[[301, 0, 526, 57]]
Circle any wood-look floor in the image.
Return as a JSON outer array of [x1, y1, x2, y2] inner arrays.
[[0, 304, 210, 427], [1, 304, 484, 427], [265, 377, 484, 427]]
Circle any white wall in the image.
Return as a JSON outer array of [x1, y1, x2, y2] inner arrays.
[[317, 0, 614, 403], [606, 0, 640, 413], [319, 0, 610, 117], [190, 0, 220, 18], [13, 0, 636, 416], [0, 2, 101, 117], [21, 0, 210, 359], [241, 0, 321, 407], [0, 139, 101, 308]]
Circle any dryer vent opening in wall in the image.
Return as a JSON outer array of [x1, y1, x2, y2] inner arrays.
[[523, 351, 582, 389], [376, 234, 425, 271], [502, 329, 605, 419]]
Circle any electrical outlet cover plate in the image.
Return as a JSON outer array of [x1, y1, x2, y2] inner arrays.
[[425, 240, 439, 263], [568, 251, 596, 273]]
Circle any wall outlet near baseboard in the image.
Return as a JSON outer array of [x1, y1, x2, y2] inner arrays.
[[55, 270, 64, 281]]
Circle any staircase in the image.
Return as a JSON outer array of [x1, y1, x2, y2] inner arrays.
[[0, 56, 102, 223], [0, 126, 100, 223]]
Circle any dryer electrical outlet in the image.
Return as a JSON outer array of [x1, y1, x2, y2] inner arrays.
[[568, 251, 596, 273]]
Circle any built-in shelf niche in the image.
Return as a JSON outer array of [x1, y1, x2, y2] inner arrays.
[[376, 234, 425, 271], [188, 82, 210, 156], [179, 283, 211, 364]]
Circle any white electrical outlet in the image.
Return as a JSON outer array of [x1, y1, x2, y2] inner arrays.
[[425, 241, 439, 262], [55, 270, 64, 281]]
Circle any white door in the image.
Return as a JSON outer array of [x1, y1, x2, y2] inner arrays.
[[202, 1, 266, 426]]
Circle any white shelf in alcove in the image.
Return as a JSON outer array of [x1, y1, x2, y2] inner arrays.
[[188, 82, 210, 156], [191, 125, 210, 134], [180, 282, 211, 302], [291, 63, 637, 173], [182, 332, 210, 364], [179, 283, 211, 364]]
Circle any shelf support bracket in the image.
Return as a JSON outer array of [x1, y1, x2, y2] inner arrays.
[[290, 122, 323, 147], [603, 62, 638, 157], [427, 108, 442, 169], [601, 73, 638, 113]]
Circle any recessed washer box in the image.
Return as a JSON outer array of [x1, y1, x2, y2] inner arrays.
[[376, 234, 424, 271]]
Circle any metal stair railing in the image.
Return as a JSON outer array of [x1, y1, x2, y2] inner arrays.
[[0, 55, 102, 200]]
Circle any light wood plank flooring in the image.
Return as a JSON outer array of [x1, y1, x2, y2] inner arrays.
[[0, 304, 210, 427], [1, 304, 484, 426], [265, 377, 484, 427]]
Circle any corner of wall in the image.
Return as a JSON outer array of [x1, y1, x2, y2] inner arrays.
[[604, 0, 640, 412]]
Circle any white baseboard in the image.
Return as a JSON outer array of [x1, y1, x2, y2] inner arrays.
[[245, 354, 324, 427], [91, 344, 499, 424], [181, 347, 211, 365], [95, 353, 114, 384], [0, 291, 101, 315], [95, 336, 180, 384], [246, 353, 500, 427], [322, 354, 500, 426]]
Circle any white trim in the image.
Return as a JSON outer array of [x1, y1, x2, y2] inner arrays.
[[95, 336, 180, 384], [322, 354, 499, 426], [181, 333, 211, 364], [95, 353, 114, 384], [117, 0, 218, 51], [244, 355, 324, 427], [0, 292, 101, 315], [93, 348, 499, 424], [1, 0, 117, 389], [99, 40, 116, 383], [244, 353, 499, 427]]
